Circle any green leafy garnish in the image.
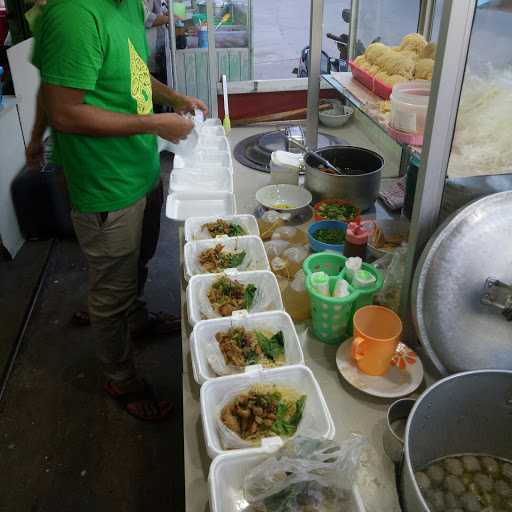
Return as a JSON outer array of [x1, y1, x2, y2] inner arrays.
[[256, 331, 285, 361], [228, 223, 247, 237], [226, 250, 246, 268], [244, 284, 257, 309], [245, 349, 259, 365], [271, 395, 306, 436], [290, 396, 306, 425], [313, 228, 345, 245]]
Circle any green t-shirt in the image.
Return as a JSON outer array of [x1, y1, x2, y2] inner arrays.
[[32, 0, 160, 213]]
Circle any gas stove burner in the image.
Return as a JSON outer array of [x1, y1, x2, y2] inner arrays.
[[234, 125, 347, 173]]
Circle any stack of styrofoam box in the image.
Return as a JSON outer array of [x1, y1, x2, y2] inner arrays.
[[165, 119, 235, 221]]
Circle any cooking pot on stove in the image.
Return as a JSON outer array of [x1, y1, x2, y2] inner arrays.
[[401, 370, 512, 511], [304, 146, 384, 211]]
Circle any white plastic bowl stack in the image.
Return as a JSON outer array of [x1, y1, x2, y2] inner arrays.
[[164, 118, 236, 221]]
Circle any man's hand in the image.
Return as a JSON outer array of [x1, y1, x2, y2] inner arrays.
[[26, 137, 45, 170], [153, 113, 194, 144], [175, 96, 209, 116]]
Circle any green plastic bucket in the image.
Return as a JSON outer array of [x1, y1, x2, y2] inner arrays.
[[303, 252, 383, 344]]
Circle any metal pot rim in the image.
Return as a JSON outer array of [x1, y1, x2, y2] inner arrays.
[[403, 369, 512, 507], [305, 145, 384, 178]]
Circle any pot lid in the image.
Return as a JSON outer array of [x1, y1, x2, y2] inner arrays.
[[412, 191, 512, 375], [233, 127, 345, 173]]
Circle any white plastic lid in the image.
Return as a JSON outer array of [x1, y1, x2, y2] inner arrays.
[[270, 151, 303, 171]]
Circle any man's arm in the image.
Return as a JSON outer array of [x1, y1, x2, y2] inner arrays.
[[42, 84, 193, 142], [151, 14, 169, 27], [26, 86, 50, 169], [151, 76, 208, 115]]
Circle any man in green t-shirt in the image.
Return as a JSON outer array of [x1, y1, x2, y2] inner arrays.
[[28, 0, 207, 421]]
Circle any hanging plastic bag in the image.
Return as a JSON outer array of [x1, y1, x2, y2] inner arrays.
[[258, 211, 286, 241], [374, 245, 408, 313], [282, 245, 309, 276], [244, 434, 367, 512]]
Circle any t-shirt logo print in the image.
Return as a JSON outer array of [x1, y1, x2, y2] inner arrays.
[[128, 39, 153, 115]]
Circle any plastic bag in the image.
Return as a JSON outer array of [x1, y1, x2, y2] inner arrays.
[[282, 246, 309, 276], [374, 245, 408, 312], [264, 239, 290, 259], [259, 211, 286, 241], [244, 435, 366, 511], [272, 226, 309, 246]]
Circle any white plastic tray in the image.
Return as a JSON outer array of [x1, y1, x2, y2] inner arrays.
[[184, 214, 260, 242], [169, 166, 233, 194], [165, 192, 235, 222], [190, 311, 304, 384], [200, 364, 335, 459], [186, 269, 284, 326], [209, 449, 366, 512], [184, 236, 269, 281]]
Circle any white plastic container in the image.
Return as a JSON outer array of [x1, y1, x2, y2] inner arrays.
[[169, 166, 233, 194], [165, 192, 235, 221], [200, 364, 336, 458], [197, 135, 229, 152], [390, 80, 431, 134], [185, 214, 260, 242], [184, 236, 270, 280], [190, 311, 304, 384], [186, 269, 284, 326], [199, 125, 225, 137], [270, 150, 303, 185], [209, 449, 366, 512], [188, 149, 233, 171]]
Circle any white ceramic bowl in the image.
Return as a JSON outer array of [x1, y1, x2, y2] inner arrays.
[[319, 104, 354, 128], [256, 184, 312, 213]]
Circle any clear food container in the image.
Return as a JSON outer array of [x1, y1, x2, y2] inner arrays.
[[390, 80, 431, 135], [184, 214, 260, 242], [190, 311, 304, 384], [186, 269, 284, 326], [200, 364, 336, 458], [184, 236, 270, 280]]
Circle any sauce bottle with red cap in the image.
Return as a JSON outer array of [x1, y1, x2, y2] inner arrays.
[[344, 221, 371, 260]]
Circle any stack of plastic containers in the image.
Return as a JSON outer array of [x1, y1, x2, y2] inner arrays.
[[182, 213, 345, 512], [165, 118, 236, 221]]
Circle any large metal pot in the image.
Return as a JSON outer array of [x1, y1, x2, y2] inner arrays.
[[304, 145, 384, 211], [401, 370, 512, 511]]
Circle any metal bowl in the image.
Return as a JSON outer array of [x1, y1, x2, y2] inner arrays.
[[304, 146, 384, 212], [319, 105, 354, 128]]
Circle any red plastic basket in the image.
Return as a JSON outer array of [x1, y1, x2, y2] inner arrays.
[[349, 60, 393, 100]]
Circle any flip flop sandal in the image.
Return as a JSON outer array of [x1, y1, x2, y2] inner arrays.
[[131, 312, 181, 339], [104, 380, 173, 422], [70, 310, 91, 327]]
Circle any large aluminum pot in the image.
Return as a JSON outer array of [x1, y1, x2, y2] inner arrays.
[[304, 145, 384, 212], [401, 370, 512, 511]]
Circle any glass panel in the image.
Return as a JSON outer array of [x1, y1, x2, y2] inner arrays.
[[356, 0, 421, 53], [447, 0, 512, 178]]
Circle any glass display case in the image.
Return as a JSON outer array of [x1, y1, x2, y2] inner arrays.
[[172, 0, 253, 109]]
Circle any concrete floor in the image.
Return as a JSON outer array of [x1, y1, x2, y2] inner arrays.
[[0, 156, 185, 512]]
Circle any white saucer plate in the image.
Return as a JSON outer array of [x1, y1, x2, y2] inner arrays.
[[336, 338, 424, 398]]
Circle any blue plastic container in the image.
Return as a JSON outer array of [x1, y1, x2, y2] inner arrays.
[[308, 220, 346, 253], [198, 28, 209, 48], [0, 66, 4, 108]]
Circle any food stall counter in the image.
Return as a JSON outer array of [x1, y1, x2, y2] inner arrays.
[[179, 124, 410, 512]]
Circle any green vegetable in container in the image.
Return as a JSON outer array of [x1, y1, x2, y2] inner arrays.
[[313, 228, 345, 245]]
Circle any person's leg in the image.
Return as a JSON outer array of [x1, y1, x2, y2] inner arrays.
[[71, 197, 171, 420]]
